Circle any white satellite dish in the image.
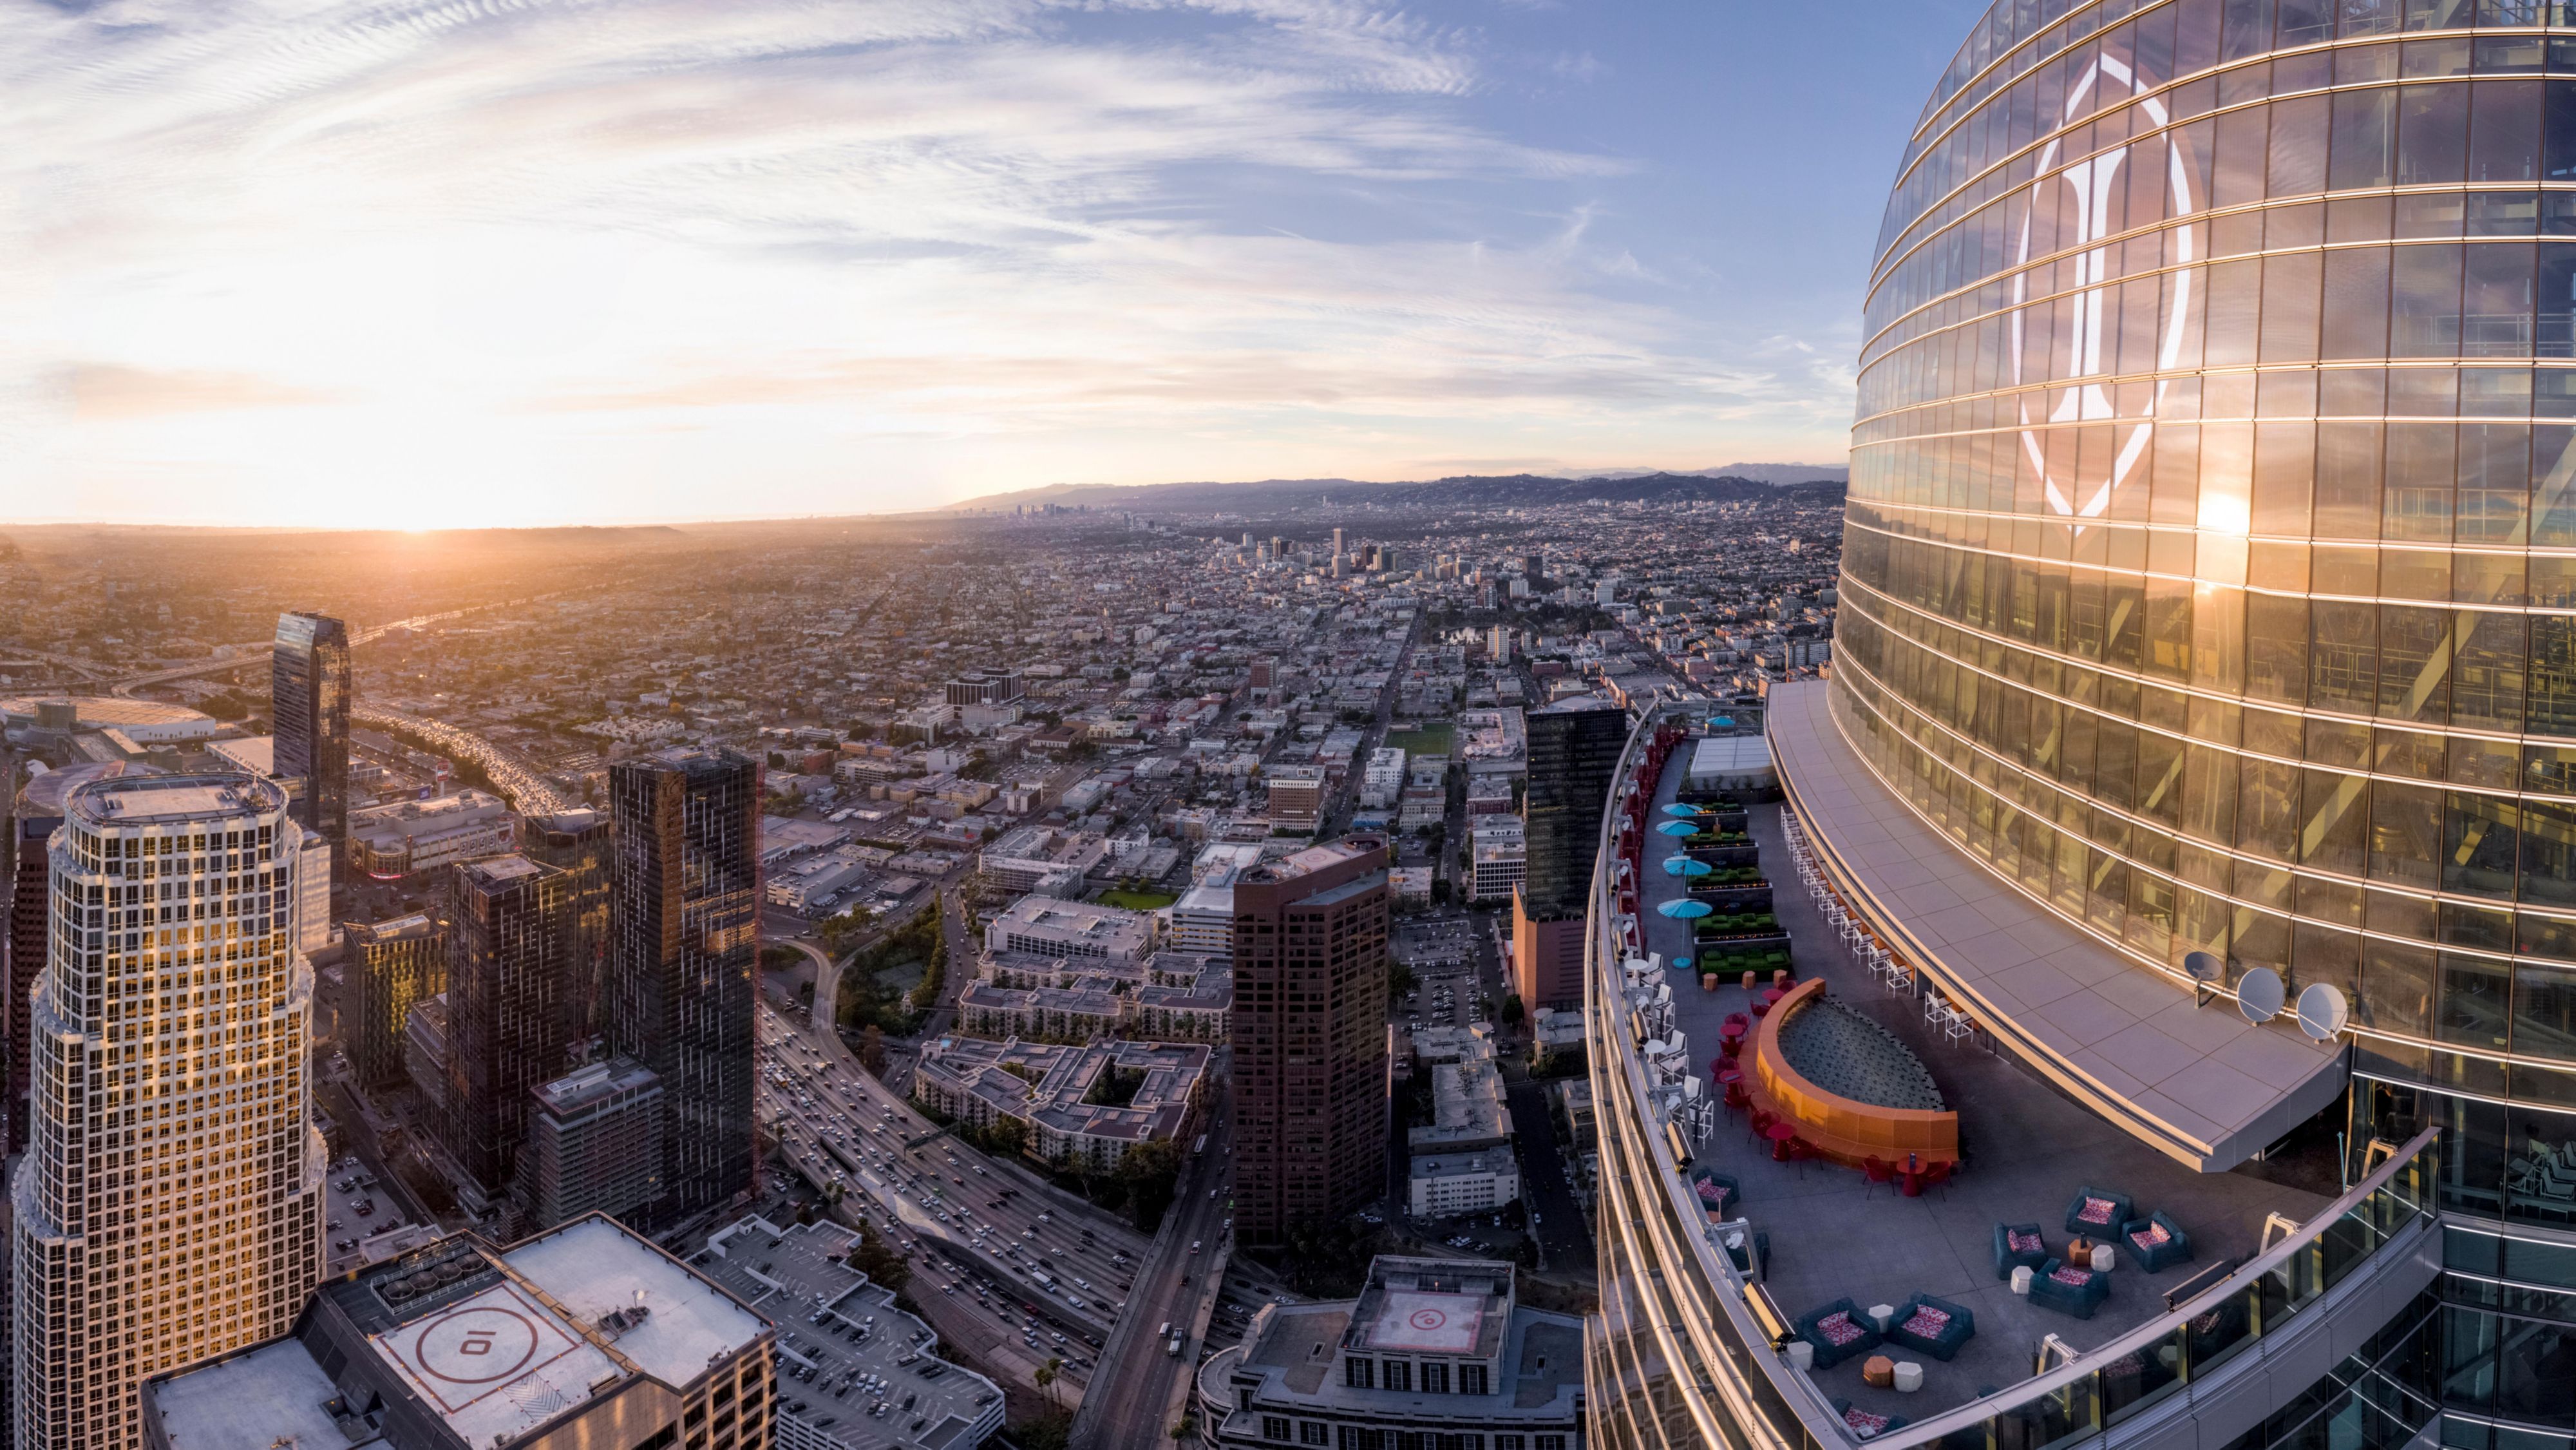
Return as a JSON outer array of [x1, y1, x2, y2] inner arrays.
[[2237, 967, 2284, 1025], [2296, 984, 2350, 1042], [2183, 951, 2222, 983]]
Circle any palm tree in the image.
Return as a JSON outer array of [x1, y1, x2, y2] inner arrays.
[[1036, 1356, 1063, 1410]]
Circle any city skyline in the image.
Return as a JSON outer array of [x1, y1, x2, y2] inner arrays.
[[1, 0, 1978, 531]]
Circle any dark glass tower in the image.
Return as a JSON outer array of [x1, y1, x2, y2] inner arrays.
[[439, 855, 580, 1197], [526, 807, 612, 1048], [1230, 835, 1390, 1246], [1514, 702, 1626, 1011], [607, 747, 760, 1219], [271, 611, 350, 923]]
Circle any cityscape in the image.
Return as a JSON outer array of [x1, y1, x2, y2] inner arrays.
[[10, 1, 2576, 1450]]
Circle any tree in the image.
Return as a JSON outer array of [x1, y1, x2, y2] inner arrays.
[[1387, 961, 1417, 1002], [1036, 1356, 1063, 1410], [1500, 994, 1526, 1027], [859, 1025, 887, 1075]]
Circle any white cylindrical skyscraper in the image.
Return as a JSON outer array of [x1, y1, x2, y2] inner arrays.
[[9, 772, 325, 1448]]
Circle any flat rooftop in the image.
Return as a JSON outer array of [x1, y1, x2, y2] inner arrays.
[[1631, 733, 2336, 1426], [1764, 680, 2345, 1172], [68, 771, 281, 825], [696, 1215, 1003, 1448], [505, 1216, 770, 1393]]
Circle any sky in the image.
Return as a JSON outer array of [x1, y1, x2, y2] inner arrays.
[[0, 0, 1985, 528]]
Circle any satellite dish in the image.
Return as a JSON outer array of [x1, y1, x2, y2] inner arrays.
[[2296, 984, 2350, 1042], [2183, 951, 2222, 983], [2237, 968, 2285, 1025]]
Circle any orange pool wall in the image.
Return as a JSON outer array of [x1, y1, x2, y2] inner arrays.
[[1745, 979, 1960, 1168]]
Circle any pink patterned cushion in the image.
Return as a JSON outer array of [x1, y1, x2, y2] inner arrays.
[[1697, 1180, 1728, 1206], [1845, 1408, 1893, 1438], [1815, 1312, 1864, 1347], [1901, 1306, 1951, 1339], [2049, 1265, 2095, 1288], [2008, 1230, 2043, 1255], [2130, 1221, 2172, 1248], [2076, 1196, 2118, 1226]]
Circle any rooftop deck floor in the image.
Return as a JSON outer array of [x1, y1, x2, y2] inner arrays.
[[1637, 752, 2333, 1426]]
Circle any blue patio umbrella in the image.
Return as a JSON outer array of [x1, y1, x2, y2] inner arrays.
[[1655, 820, 1700, 837], [1658, 899, 1713, 919], [1663, 803, 1702, 819], [1663, 855, 1712, 877], [1709, 716, 1737, 729], [1674, 955, 1694, 971]]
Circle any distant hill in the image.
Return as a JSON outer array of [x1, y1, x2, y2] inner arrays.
[[945, 467, 1848, 515]]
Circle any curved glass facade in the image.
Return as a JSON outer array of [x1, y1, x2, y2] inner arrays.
[[1842, 0, 2576, 1158]]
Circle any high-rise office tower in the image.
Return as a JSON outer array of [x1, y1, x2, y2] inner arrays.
[[11, 772, 324, 1448], [1230, 835, 1389, 1247], [1590, 11, 2576, 1449], [607, 747, 759, 1219], [439, 855, 581, 1199], [1512, 701, 1624, 1012], [345, 913, 444, 1091], [270, 611, 349, 924], [525, 807, 611, 1044], [6, 765, 156, 1157]]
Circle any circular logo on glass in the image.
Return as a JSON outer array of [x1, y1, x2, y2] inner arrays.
[[2011, 49, 2199, 526]]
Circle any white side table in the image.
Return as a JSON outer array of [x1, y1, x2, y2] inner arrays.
[[1786, 1340, 1815, 1371], [1866, 1302, 1897, 1333], [2010, 1266, 2034, 1295], [2091, 1244, 2117, 1272], [1893, 1362, 1924, 1393]]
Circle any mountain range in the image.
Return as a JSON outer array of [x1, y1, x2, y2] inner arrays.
[[945, 464, 1848, 515]]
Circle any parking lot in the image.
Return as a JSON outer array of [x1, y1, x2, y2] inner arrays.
[[321, 1157, 435, 1276]]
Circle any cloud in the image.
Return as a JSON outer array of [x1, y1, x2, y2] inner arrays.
[[0, 0, 1850, 524], [64, 364, 342, 420]]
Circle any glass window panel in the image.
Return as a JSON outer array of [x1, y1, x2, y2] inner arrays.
[[2205, 258, 2264, 367], [2384, 420, 2458, 539], [2361, 940, 2438, 1034], [2407, 0, 2474, 28], [2438, 951, 2515, 1049], [2519, 800, 2576, 911], [2245, 591, 2313, 701], [2312, 599, 2383, 712], [2315, 421, 2387, 536], [2254, 420, 2317, 531], [2323, 249, 2395, 363], [2456, 423, 2532, 545], [2239, 754, 2306, 859], [2379, 604, 2454, 720], [2333, 87, 2400, 189], [2463, 243, 2539, 359], [2370, 779, 2445, 886], [2392, 244, 2468, 358], [2531, 424, 2576, 542], [2345, 0, 2403, 38], [2454, 732, 2524, 789], [2399, 81, 2472, 184], [2445, 794, 2524, 899], [2468, 79, 2544, 182], [2215, 103, 2276, 207], [2301, 767, 2372, 872], [2530, 615, 2576, 736]]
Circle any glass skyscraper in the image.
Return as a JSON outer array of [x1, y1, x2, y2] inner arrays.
[[270, 611, 349, 926], [1586, 5, 2576, 1449]]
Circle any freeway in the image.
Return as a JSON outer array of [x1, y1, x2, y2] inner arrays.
[[752, 993, 1159, 1397], [106, 606, 496, 697], [352, 701, 573, 816]]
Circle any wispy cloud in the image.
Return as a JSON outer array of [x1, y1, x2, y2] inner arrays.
[[0, 0, 1848, 526]]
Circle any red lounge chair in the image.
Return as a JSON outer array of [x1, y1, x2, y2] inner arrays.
[[1863, 1157, 1897, 1197]]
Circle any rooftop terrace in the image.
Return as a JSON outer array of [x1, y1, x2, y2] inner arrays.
[[1632, 741, 2340, 1427]]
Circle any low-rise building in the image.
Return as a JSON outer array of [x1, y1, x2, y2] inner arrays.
[[977, 825, 1112, 895], [1358, 747, 1406, 808], [1196, 1255, 1581, 1450], [700, 1215, 1004, 1450], [1407, 1147, 1520, 1217], [912, 1036, 1208, 1173], [981, 894, 1155, 965], [142, 1215, 775, 1450], [346, 788, 521, 879]]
